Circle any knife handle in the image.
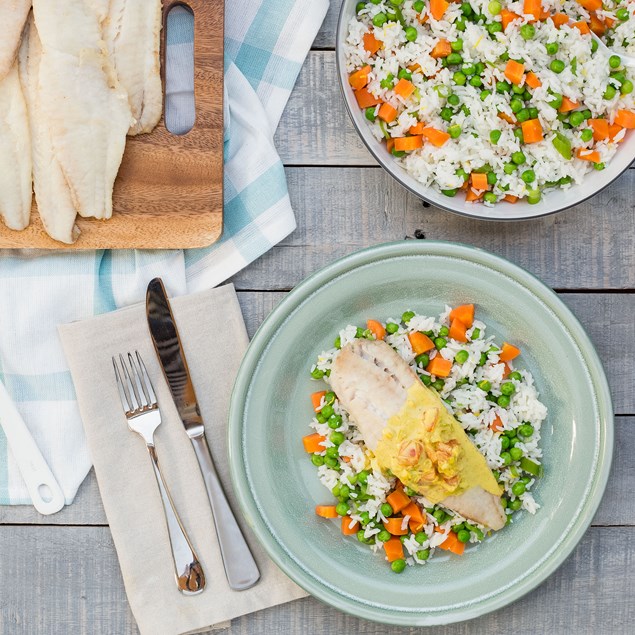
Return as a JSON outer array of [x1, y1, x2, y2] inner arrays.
[[190, 435, 261, 590]]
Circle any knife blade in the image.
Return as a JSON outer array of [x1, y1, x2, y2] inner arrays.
[[146, 277, 260, 591]]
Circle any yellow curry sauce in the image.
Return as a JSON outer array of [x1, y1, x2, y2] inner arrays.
[[374, 382, 502, 504]]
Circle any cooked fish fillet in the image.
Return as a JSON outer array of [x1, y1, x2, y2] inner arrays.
[[330, 339, 507, 531], [18, 17, 79, 244], [32, 0, 133, 220], [0, 0, 31, 81], [0, 59, 32, 231], [105, 0, 162, 135]]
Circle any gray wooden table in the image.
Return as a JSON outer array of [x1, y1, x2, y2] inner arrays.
[[1, 2, 634, 633]]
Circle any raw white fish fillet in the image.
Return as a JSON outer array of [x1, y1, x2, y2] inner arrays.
[[0, 60, 32, 231], [105, 0, 163, 135], [18, 17, 79, 244], [330, 339, 507, 531], [0, 0, 31, 81], [32, 0, 133, 220]]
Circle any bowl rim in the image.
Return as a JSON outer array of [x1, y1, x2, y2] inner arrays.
[[334, 0, 634, 222], [228, 241, 614, 625]]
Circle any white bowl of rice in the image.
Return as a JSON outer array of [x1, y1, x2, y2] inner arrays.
[[336, 0, 635, 220]]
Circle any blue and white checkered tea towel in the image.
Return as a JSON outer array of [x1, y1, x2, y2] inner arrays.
[[0, 0, 329, 505]]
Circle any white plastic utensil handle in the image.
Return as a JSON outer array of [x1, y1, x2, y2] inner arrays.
[[0, 379, 65, 514]]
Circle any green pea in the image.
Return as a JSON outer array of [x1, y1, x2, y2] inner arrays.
[[381, 503, 394, 517], [477, 379, 491, 392], [471, 327, 481, 339], [356, 2, 366, 13], [330, 431, 345, 446], [469, 75, 482, 87], [621, 80, 633, 95], [550, 59, 565, 74], [377, 529, 392, 542], [328, 415, 342, 429], [417, 549, 430, 560], [433, 509, 446, 523], [527, 189, 541, 204], [487, 171, 497, 186], [516, 108, 530, 123], [356, 529, 367, 543], [359, 512, 371, 526], [413, 0, 424, 10], [420, 373, 432, 386], [462, 63, 476, 75], [403, 26, 417, 42], [483, 192, 497, 204], [591, 38, 598, 53], [461, 104, 471, 116], [480, 89, 491, 101], [594, 162, 605, 171], [453, 71, 467, 85], [509, 371, 522, 381], [512, 151, 526, 165], [442, 188, 458, 197], [609, 55, 621, 70], [545, 42, 559, 55], [448, 93, 460, 106], [460, 2, 473, 15], [509, 498, 522, 511], [559, 176, 572, 186], [440, 106, 453, 122], [311, 454, 324, 466], [569, 111, 584, 127], [447, 52, 463, 65], [321, 404, 334, 419], [511, 481, 526, 497], [435, 337, 447, 349], [415, 353, 430, 367], [488, 0, 502, 13], [497, 394, 511, 407], [402, 310, 415, 323], [580, 128, 593, 142], [389, 0, 404, 4], [380, 73, 395, 89], [617, 7, 629, 20], [432, 379, 445, 391], [339, 485, 351, 500], [326, 447, 339, 460], [391, 559, 406, 573], [500, 436, 510, 450], [336, 502, 349, 516], [373, 12, 387, 27], [519, 424, 534, 437], [451, 39, 464, 52], [324, 456, 338, 468], [500, 451, 512, 465], [611, 70, 626, 84], [503, 162, 516, 174], [457, 529, 471, 543], [386, 322, 399, 334], [478, 352, 488, 365], [510, 97, 523, 113], [520, 24, 535, 40], [415, 531, 427, 545], [496, 81, 511, 93], [510, 446, 523, 461], [438, 325, 449, 337], [398, 68, 412, 81], [520, 170, 536, 183], [455, 350, 469, 364], [449, 124, 462, 139], [604, 84, 617, 100], [488, 22, 503, 34], [548, 93, 563, 109], [501, 382, 516, 396], [509, 437, 519, 448], [528, 107, 538, 119], [311, 366, 325, 379]]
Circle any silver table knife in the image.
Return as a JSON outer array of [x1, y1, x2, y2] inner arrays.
[[146, 278, 260, 591]]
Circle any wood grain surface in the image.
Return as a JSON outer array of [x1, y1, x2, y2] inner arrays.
[[0, 0, 224, 249], [1, 1, 634, 633]]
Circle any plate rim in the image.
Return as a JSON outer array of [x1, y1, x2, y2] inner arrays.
[[228, 241, 614, 625]]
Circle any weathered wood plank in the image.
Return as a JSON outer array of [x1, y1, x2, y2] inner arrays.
[[232, 167, 635, 291], [313, 0, 340, 49], [0, 526, 632, 635]]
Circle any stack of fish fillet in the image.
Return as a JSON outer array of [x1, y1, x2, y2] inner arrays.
[[0, 0, 162, 244]]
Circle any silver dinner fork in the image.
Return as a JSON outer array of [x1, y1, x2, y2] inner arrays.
[[113, 351, 205, 595]]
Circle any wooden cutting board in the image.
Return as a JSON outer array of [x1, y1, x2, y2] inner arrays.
[[0, 0, 223, 249]]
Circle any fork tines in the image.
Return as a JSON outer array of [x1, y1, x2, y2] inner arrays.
[[112, 351, 157, 415]]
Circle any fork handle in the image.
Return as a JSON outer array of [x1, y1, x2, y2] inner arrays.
[[191, 435, 261, 590], [147, 445, 205, 595]]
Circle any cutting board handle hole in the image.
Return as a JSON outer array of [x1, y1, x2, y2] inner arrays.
[[164, 4, 196, 135]]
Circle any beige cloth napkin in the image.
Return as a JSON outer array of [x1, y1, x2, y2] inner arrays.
[[58, 284, 307, 635]]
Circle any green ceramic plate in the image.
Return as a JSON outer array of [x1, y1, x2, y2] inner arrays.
[[228, 241, 613, 626]]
